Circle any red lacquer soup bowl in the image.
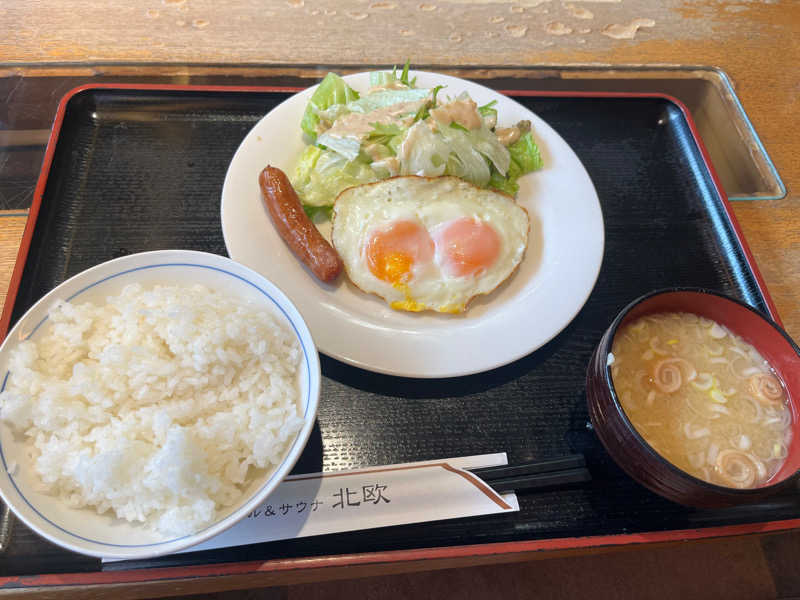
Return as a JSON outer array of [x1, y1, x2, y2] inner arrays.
[[586, 288, 800, 508]]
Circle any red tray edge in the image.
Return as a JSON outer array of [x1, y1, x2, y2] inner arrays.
[[0, 82, 790, 589], [2, 518, 799, 590]]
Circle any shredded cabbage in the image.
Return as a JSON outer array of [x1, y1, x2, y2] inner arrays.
[[316, 132, 363, 162], [292, 65, 544, 208], [347, 88, 431, 115], [488, 133, 544, 196], [464, 125, 511, 176], [300, 73, 360, 141], [399, 122, 448, 177], [292, 146, 378, 207], [437, 124, 492, 186]]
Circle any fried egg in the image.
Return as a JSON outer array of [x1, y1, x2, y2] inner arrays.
[[331, 176, 529, 313]]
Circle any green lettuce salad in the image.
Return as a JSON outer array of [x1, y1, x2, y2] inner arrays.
[[292, 63, 543, 218]]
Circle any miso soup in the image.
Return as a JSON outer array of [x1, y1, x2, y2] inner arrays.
[[610, 312, 792, 489]]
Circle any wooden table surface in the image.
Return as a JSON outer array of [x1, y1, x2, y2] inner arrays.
[[0, 0, 798, 596]]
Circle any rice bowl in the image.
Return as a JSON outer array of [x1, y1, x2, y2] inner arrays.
[[0, 250, 320, 559]]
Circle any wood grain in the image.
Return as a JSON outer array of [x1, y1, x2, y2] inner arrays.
[[0, 534, 775, 599], [0, 213, 27, 311], [0, 0, 798, 595]]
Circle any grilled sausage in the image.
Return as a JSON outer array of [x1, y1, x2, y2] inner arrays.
[[258, 166, 343, 283]]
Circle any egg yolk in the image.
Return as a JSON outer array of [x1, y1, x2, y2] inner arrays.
[[435, 217, 501, 277], [365, 220, 435, 285]]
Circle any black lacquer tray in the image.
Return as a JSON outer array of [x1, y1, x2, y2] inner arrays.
[[1, 85, 797, 584]]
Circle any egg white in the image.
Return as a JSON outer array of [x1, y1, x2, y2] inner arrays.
[[331, 176, 530, 313]]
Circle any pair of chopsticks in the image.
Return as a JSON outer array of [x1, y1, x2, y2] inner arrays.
[[468, 454, 591, 493]]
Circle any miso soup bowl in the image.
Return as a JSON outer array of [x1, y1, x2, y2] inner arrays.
[[586, 288, 800, 508]]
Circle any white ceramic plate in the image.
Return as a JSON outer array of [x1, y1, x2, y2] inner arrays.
[[221, 71, 604, 378], [0, 250, 320, 559]]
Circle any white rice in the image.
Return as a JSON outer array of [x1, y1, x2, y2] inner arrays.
[[0, 283, 304, 536]]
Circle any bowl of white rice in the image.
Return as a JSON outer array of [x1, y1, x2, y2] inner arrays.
[[0, 250, 320, 559]]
